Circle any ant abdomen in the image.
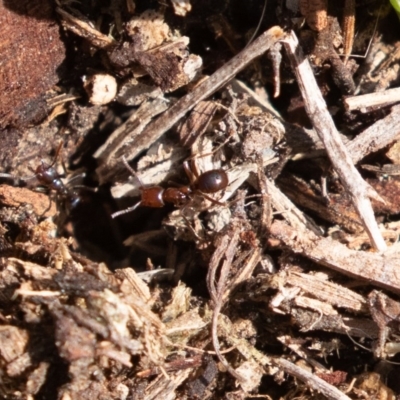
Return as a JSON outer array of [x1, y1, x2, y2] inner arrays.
[[194, 169, 228, 194]]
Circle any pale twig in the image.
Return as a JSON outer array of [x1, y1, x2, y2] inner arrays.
[[275, 358, 352, 400], [281, 31, 386, 252], [344, 87, 400, 112], [269, 220, 400, 294]]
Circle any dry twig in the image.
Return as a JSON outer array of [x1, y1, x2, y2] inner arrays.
[[282, 30, 386, 251], [275, 358, 352, 400], [206, 227, 243, 380], [344, 88, 400, 112], [347, 104, 400, 163], [270, 220, 400, 294]]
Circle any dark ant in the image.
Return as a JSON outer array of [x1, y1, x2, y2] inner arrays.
[[0, 142, 83, 210], [34, 143, 81, 209], [111, 156, 229, 218]]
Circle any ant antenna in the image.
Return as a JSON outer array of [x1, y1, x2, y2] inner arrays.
[[111, 202, 141, 219], [111, 156, 143, 219], [244, 0, 268, 49], [122, 156, 145, 188], [0, 173, 17, 179], [0, 172, 35, 185], [49, 141, 64, 168]]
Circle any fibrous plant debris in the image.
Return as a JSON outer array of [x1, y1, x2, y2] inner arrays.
[[3, 0, 400, 399]]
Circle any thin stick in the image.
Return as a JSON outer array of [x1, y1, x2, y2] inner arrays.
[[282, 31, 386, 252], [270, 220, 400, 295], [275, 358, 352, 400], [344, 87, 400, 112], [347, 104, 400, 163]]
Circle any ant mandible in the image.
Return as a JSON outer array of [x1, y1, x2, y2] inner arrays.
[[111, 156, 229, 218]]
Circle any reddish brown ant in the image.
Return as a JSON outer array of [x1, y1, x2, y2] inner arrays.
[[111, 156, 229, 218]]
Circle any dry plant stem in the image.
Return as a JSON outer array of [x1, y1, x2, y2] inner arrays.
[[291, 104, 400, 167], [282, 31, 386, 252], [347, 104, 400, 163], [207, 229, 243, 381], [257, 159, 272, 237], [275, 358, 352, 400], [222, 248, 262, 303], [286, 271, 368, 313], [110, 26, 285, 174], [218, 314, 350, 398], [265, 179, 322, 236], [344, 88, 400, 112], [270, 220, 400, 295], [342, 0, 355, 63], [56, 7, 114, 48]]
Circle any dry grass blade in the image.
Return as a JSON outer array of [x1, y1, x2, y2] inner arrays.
[[342, 0, 356, 63]]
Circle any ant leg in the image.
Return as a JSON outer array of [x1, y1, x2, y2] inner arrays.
[[179, 201, 205, 240], [111, 201, 141, 219], [0, 173, 26, 186], [183, 160, 198, 185], [67, 172, 86, 186], [186, 136, 232, 163], [200, 192, 226, 207], [49, 141, 64, 168], [226, 193, 263, 207], [66, 172, 97, 194], [70, 185, 97, 193], [37, 194, 54, 219]]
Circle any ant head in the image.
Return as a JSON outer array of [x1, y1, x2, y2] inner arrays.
[[35, 160, 46, 175], [35, 161, 59, 185], [35, 162, 46, 179]]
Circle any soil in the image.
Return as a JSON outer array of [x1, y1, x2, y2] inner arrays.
[[1, 0, 400, 399]]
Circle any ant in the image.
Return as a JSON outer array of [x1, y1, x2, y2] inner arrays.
[[111, 156, 229, 218], [0, 142, 83, 211], [34, 142, 82, 210]]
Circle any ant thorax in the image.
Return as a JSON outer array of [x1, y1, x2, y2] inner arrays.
[[35, 163, 69, 196], [163, 187, 191, 207]]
